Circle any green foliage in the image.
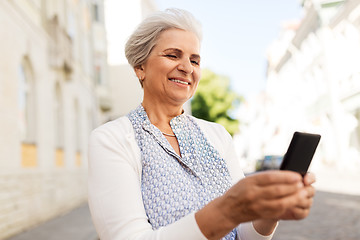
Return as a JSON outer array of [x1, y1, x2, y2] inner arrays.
[[191, 69, 242, 136]]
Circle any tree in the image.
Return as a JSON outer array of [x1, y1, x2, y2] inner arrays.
[[191, 69, 242, 136]]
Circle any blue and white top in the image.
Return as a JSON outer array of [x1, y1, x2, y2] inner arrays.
[[88, 104, 276, 240], [128, 105, 237, 239]]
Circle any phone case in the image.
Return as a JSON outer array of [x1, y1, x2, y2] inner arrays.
[[280, 132, 321, 176]]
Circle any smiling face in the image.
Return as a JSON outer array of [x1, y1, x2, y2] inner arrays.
[[136, 28, 201, 107]]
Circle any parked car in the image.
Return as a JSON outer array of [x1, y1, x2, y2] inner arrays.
[[255, 155, 283, 172]]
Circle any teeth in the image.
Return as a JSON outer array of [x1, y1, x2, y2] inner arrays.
[[170, 79, 189, 85]]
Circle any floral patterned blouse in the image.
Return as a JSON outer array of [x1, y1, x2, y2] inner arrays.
[[128, 105, 237, 239]]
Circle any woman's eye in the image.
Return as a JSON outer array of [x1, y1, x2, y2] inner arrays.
[[166, 54, 177, 58], [191, 60, 199, 66]]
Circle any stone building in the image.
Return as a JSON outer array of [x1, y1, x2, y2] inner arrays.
[[264, 0, 360, 172], [0, 0, 109, 238], [105, 0, 158, 119]]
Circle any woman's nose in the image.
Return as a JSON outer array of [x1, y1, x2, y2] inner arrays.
[[177, 59, 193, 74]]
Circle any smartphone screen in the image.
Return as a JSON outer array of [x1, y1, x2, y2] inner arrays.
[[280, 132, 321, 176]]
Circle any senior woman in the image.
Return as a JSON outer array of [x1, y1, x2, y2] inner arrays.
[[88, 8, 315, 240]]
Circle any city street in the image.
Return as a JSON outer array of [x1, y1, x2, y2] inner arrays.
[[273, 191, 360, 240], [7, 190, 360, 240], [2, 0, 360, 239], [7, 204, 98, 240]]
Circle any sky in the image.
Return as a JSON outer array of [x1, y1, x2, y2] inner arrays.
[[153, 0, 303, 98]]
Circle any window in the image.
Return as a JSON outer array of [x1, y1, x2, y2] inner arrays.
[[95, 65, 102, 85], [54, 83, 64, 149], [18, 57, 36, 143], [74, 99, 81, 152], [352, 108, 360, 150], [92, 3, 100, 22], [74, 99, 82, 166]]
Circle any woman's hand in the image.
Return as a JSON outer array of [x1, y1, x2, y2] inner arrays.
[[220, 171, 307, 224], [196, 170, 315, 239], [273, 172, 316, 220], [252, 172, 316, 235]]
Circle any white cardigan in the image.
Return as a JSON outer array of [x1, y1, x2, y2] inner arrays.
[[88, 116, 275, 240]]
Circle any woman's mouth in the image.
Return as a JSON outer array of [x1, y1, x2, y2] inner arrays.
[[169, 78, 190, 85]]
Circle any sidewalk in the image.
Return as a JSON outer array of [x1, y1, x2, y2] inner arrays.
[[312, 165, 360, 196], [273, 190, 360, 240], [7, 203, 98, 240], [7, 167, 359, 240]]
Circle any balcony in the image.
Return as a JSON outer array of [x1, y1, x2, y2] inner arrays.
[[46, 16, 73, 75]]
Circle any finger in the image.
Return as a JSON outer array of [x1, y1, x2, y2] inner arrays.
[[295, 190, 314, 208], [282, 189, 315, 220], [289, 187, 315, 211], [258, 182, 304, 200], [282, 206, 311, 220], [303, 172, 316, 186], [251, 186, 315, 220], [250, 170, 302, 186], [253, 191, 305, 219], [292, 207, 311, 220], [305, 185, 316, 199]]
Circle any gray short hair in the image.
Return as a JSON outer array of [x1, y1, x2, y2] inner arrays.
[[125, 8, 202, 71]]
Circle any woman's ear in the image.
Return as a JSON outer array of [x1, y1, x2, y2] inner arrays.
[[134, 65, 145, 87], [134, 65, 145, 80]]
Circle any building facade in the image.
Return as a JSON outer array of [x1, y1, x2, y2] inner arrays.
[[105, 0, 157, 119], [263, 0, 360, 172], [0, 0, 109, 238]]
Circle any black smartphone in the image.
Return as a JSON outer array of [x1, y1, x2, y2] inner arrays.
[[280, 132, 321, 176]]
